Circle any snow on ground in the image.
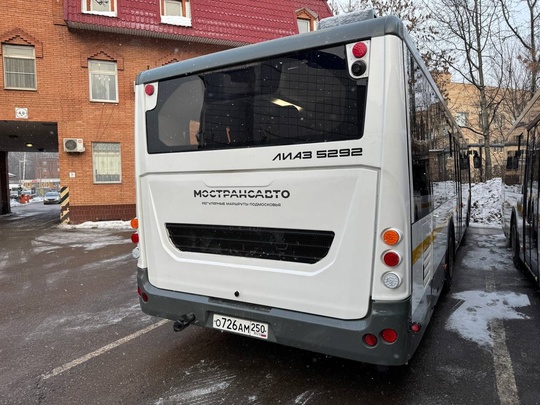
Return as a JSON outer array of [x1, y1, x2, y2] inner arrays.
[[469, 177, 502, 228], [446, 290, 530, 347], [58, 220, 131, 230]]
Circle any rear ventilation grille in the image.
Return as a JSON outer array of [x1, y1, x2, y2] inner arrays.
[[166, 223, 334, 264]]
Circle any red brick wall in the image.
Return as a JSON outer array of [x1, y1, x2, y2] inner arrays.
[[0, 0, 227, 223], [68, 204, 136, 223]]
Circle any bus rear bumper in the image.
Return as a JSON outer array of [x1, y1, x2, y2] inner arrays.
[[137, 267, 418, 366]]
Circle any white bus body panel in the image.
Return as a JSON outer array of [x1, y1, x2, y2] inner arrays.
[[140, 168, 378, 319]]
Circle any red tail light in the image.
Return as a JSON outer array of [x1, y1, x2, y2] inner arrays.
[[145, 84, 155, 96], [382, 251, 401, 267], [137, 287, 148, 302], [381, 329, 398, 343], [352, 42, 368, 58], [363, 333, 378, 347]]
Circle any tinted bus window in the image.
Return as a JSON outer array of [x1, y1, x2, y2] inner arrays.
[[146, 45, 367, 154]]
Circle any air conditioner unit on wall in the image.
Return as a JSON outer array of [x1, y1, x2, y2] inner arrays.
[[63, 138, 85, 153]]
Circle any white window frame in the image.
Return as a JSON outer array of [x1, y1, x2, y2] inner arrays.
[[82, 0, 117, 17], [161, 0, 192, 27], [2, 44, 37, 90], [92, 142, 122, 184], [297, 18, 312, 34], [296, 8, 318, 34], [88, 60, 118, 103]]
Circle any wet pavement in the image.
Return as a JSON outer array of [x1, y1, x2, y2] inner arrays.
[[0, 202, 539, 404]]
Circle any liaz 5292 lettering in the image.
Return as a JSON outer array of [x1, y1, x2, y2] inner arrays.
[[272, 147, 363, 161], [131, 10, 471, 366]]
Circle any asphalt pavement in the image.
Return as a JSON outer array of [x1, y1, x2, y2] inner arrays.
[[0, 201, 539, 404]]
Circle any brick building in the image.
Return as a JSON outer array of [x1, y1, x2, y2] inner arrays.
[[0, 0, 332, 221], [444, 80, 517, 181]]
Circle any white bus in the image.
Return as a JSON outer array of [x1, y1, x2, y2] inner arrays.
[[133, 13, 471, 366], [501, 91, 540, 288]]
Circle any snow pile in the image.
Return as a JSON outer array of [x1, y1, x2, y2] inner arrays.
[[59, 220, 131, 230], [469, 178, 502, 228]]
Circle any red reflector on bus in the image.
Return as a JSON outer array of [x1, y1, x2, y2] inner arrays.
[[410, 323, 421, 333], [363, 333, 378, 347], [145, 84, 154, 96], [131, 233, 139, 244], [381, 329, 398, 343], [352, 42, 368, 58], [383, 251, 400, 267], [138, 287, 148, 302]]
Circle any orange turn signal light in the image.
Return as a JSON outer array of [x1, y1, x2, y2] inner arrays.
[[382, 229, 401, 246]]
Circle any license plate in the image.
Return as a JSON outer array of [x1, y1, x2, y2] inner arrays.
[[212, 314, 268, 339]]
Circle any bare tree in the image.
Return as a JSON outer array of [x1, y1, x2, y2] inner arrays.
[[496, 41, 533, 127], [499, 0, 540, 97], [427, 0, 509, 180]]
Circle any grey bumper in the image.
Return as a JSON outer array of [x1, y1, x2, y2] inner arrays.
[[137, 267, 417, 366]]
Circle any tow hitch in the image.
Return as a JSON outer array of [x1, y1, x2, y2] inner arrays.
[[173, 313, 196, 332]]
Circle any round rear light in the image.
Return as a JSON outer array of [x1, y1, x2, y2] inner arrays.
[[130, 218, 139, 229], [363, 333, 378, 347], [131, 233, 139, 244], [381, 329, 398, 343], [382, 229, 401, 246], [382, 272, 402, 289], [382, 251, 401, 267], [145, 84, 155, 96], [352, 42, 368, 58]]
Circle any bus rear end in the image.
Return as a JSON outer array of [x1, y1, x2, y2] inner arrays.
[[134, 16, 417, 366]]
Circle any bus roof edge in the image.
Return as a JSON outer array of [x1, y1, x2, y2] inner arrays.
[[319, 9, 376, 30]]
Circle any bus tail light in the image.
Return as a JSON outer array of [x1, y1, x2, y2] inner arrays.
[[382, 251, 401, 267], [352, 42, 368, 58], [131, 217, 141, 259], [363, 333, 378, 347], [381, 329, 398, 343], [410, 323, 421, 333], [137, 287, 148, 302], [382, 272, 402, 289], [382, 228, 401, 246], [347, 40, 370, 78], [145, 84, 155, 96]]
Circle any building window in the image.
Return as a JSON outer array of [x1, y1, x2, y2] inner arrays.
[[88, 60, 118, 102], [456, 112, 468, 127], [296, 8, 318, 33], [82, 0, 116, 16], [2, 44, 36, 90], [92, 142, 121, 183], [297, 19, 311, 34], [161, 0, 191, 26]]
